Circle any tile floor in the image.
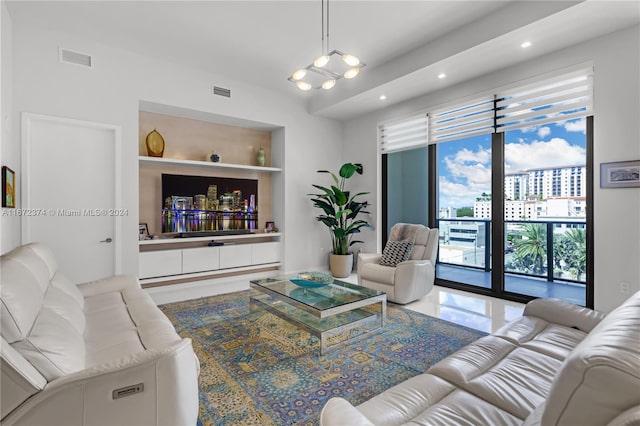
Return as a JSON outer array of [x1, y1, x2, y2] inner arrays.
[[338, 273, 525, 333], [149, 272, 525, 334]]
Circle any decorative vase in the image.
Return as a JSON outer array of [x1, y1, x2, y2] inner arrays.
[[145, 129, 165, 157], [256, 146, 266, 167], [329, 253, 354, 278]]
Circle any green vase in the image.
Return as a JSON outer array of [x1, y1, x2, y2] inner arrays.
[[257, 147, 266, 167]]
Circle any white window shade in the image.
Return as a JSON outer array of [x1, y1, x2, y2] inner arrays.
[[495, 67, 593, 132], [379, 113, 428, 154], [428, 97, 495, 143]]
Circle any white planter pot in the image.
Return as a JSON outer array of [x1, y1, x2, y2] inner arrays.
[[329, 253, 354, 278]]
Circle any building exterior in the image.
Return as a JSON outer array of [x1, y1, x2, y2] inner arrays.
[[505, 165, 586, 201], [439, 207, 458, 218], [474, 197, 586, 221]]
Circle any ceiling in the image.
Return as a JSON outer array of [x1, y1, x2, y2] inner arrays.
[[6, 1, 640, 120]]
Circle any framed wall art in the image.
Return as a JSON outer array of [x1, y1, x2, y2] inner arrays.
[[600, 160, 640, 188], [2, 166, 15, 208]]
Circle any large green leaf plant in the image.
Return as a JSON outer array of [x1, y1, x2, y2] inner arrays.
[[309, 163, 372, 255]]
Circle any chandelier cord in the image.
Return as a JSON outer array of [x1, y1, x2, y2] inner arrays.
[[326, 0, 330, 54]]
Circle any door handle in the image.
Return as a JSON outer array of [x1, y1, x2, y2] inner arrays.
[[100, 238, 113, 243]]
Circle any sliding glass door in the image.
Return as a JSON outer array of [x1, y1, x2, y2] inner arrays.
[[502, 119, 588, 306], [435, 135, 492, 289]]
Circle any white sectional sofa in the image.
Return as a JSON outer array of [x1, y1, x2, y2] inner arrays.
[[321, 291, 640, 426], [1, 243, 200, 425]]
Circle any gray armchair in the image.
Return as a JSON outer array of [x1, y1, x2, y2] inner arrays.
[[358, 223, 439, 304]]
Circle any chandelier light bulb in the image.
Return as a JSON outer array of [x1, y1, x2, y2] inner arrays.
[[296, 81, 313, 91], [292, 69, 307, 81], [342, 54, 360, 67], [344, 67, 360, 79], [322, 79, 336, 90], [313, 55, 330, 68]]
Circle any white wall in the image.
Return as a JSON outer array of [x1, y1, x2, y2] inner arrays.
[[343, 25, 640, 312], [8, 22, 343, 273], [1, 1, 18, 253]]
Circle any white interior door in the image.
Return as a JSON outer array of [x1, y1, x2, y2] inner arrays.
[[22, 113, 121, 283]]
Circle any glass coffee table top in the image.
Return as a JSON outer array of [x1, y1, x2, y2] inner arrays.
[[250, 273, 384, 314]]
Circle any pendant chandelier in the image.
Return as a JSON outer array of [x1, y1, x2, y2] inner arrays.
[[288, 0, 365, 91]]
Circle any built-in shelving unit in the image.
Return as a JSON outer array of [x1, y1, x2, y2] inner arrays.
[[138, 233, 282, 287], [139, 232, 281, 246], [138, 156, 282, 173], [137, 105, 285, 288]]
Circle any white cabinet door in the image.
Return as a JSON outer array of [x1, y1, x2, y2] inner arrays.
[[182, 246, 220, 274], [139, 250, 182, 278], [219, 244, 252, 269], [251, 242, 281, 264]]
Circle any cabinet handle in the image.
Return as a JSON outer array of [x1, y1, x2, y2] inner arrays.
[[100, 238, 113, 243]]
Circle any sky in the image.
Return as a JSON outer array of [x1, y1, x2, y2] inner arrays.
[[438, 117, 587, 208]]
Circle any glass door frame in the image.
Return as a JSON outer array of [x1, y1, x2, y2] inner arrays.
[[424, 117, 594, 308]]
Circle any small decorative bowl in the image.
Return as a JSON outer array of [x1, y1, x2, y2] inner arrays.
[[290, 272, 334, 288]]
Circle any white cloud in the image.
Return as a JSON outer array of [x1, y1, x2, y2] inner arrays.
[[561, 117, 586, 133], [505, 138, 586, 173], [537, 127, 551, 138], [439, 146, 492, 207], [438, 133, 585, 207]]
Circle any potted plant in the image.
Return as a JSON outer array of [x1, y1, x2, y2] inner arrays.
[[309, 163, 372, 277]]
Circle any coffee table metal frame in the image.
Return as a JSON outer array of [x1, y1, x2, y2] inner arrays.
[[249, 276, 387, 354]]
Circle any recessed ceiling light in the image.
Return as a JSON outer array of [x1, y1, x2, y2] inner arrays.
[[379, 95, 387, 100], [521, 41, 532, 48], [438, 73, 446, 79]]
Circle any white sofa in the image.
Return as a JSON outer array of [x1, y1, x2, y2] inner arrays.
[[1, 243, 200, 425], [321, 291, 640, 425]]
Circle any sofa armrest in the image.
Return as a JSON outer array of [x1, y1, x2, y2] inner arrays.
[[4, 339, 199, 426], [320, 397, 375, 426], [606, 405, 640, 426], [77, 274, 141, 297], [523, 298, 605, 333], [358, 253, 382, 265]]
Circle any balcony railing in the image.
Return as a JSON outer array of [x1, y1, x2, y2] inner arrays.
[[437, 218, 587, 284]]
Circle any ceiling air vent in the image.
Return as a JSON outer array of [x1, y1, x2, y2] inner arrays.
[[212, 85, 231, 98], [59, 48, 93, 68]]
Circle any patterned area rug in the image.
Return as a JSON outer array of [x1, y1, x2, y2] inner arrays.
[[160, 290, 486, 426]]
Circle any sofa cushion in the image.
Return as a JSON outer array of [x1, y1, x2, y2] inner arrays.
[[360, 262, 396, 286], [520, 324, 586, 361], [1, 249, 50, 343], [428, 336, 562, 420], [379, 241, 414, 267], [494, 316, 587, 360], [24, 243, 58, 280], [541, 292, 640, 426], [11, 308, 85, 381], [50, 272, 84, 308], [357, 373, 521, 426], [84, 292, 145, 367], [42, 286, 86, 335]]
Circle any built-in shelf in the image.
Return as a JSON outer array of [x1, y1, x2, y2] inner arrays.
[[139, 263, 282, 287], [139, 156, 282, 172], [139, 232, 282, 246]]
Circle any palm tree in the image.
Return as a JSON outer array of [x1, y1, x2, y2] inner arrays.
[[565, 227, 587, 279], [514, 223, 547, 275]]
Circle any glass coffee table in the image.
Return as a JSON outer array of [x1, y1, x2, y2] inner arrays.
[[250, 274, 387, 354]]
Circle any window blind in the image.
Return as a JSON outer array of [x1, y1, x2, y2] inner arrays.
[[379, 113, 428, 154], [495, 67, 593, 132], [428, 96, 495, 143]]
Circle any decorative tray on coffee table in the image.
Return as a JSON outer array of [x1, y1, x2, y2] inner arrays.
[[290, 272, 334, 288]]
